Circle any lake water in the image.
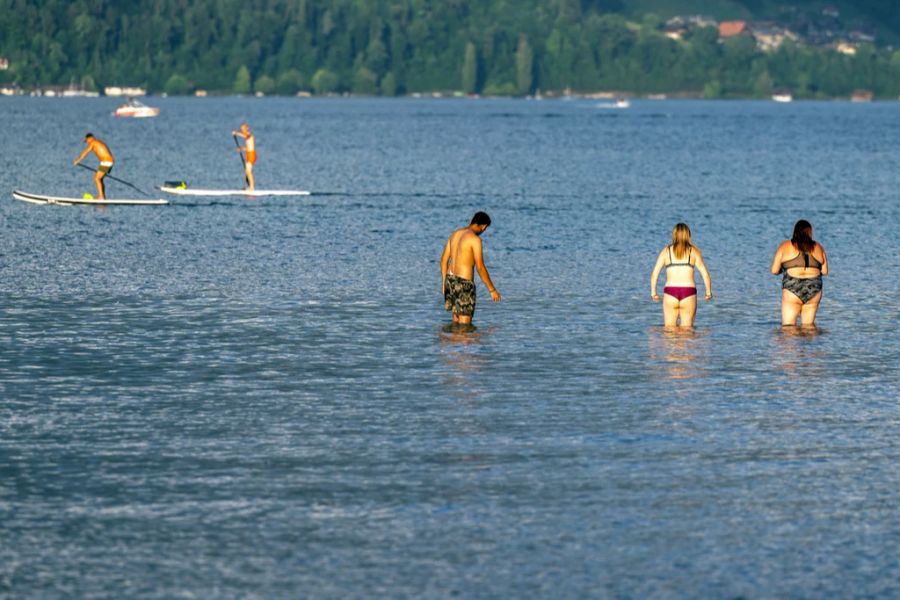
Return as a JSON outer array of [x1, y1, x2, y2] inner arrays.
[[1, 96, 899, 597]]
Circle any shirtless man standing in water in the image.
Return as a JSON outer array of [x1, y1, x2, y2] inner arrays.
[[73, 133, 114, 199], [440, 212, 501, 324]]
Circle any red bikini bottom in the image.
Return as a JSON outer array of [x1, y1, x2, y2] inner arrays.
[[663, 286, 697, 301]]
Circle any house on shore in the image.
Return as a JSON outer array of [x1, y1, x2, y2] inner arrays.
[[719, 21, 749, 39], [835, 41, 857, 55], [665, 15, 718, 40], [664, 22, 686, 40], [104, 86, 147, 97], [751, 22, 799, 51]]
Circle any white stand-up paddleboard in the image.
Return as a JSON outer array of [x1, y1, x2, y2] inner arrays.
[[12, 190, 168, 206], [159, 185, 311, 197]]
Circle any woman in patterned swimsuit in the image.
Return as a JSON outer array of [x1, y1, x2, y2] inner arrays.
[[770, 219, 828, 327], [649, 223, 713, 327]]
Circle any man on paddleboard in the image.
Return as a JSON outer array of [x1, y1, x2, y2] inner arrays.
[[440, 212, 501, 325], [231, 122, 256, 190], [73, 133, 114, 199]]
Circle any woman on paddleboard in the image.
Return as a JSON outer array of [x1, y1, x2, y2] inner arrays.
[[770, 219, 828, 328], [649, 223, 713, 327], [231, 122, 256, 191]]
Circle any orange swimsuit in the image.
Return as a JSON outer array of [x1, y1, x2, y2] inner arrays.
[[246, 150, 257, 164]]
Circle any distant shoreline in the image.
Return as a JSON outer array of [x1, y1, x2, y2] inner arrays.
[[3, 89, 896, 102]]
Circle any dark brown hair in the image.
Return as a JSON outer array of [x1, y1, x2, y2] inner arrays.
[[791, 219, 815, 253]]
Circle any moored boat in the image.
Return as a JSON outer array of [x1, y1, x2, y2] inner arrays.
[[113, 98, 160, 118]]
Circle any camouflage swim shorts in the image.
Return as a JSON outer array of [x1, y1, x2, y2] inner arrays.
[[444, 273, 476, 317]]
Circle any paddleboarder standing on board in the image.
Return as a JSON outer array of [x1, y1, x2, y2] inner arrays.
[[73, 133, 114, 199], [231, 122, 256, 191], [440, 212, 501, 325]]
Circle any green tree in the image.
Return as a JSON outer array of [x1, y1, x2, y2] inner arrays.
[[483, 81, 516, 96], [365, 38, 389, 76], [516, 35, 534, 95], [381, 71, 399, 96], [233, 65, 251, 94], [462, 41, 478, 93], [254, 74, 275, 95], [889, 51, 900, 96], [352, 67, 378, 94], [311, 68, 339, 94], [703, 80, 722, 98], [275, 69, 305, 95], [164, 73, 192, 95], [752, 70, 773, 98], [80, 74, 97, 93]]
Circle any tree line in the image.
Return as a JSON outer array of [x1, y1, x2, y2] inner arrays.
[[1, 0, 899, 98]]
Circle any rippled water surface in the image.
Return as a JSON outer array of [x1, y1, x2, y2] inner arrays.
[[2, 97, 899, 597]]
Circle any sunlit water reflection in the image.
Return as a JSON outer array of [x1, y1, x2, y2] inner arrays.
[[1, 97, 898, 597]]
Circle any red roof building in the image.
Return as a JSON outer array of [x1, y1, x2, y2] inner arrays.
[[719, 21, 748, 38]]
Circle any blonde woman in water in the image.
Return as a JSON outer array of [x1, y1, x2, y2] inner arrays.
[[650, 223, 713, 327]]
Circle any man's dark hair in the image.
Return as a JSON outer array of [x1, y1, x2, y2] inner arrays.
[[470, 211, 491, 226], [84, 133, 94, 140]]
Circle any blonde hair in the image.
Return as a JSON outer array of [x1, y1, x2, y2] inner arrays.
[[670, 223, 694, 260]]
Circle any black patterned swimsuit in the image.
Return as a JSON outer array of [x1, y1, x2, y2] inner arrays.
[[781, 250, 823, 303]]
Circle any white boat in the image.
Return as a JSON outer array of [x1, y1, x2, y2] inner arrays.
[[159, 185, 310, 197], [596, 98, 630, 109], [772, 93, 793, 103], [12, 190, 168, 206], [113, 98, 160, 118]]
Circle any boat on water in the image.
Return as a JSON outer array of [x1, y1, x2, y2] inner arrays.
[[596, 97, 630, 109], [113, 98, 160, 118], [772, 92, 793, 103]]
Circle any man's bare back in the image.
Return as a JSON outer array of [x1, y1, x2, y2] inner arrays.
[[445, 227, 481, 280], [75, 136, 113, 164], [73, 133, 114, 199], [440, 212, 500, 324]]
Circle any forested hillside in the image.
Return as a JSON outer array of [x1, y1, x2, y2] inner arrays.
[[1, 0, 899, 98], [620, 0, 900, 40]]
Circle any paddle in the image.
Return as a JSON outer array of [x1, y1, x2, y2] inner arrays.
[[75, 162, 151, 197], [232, 134, 249, 187]]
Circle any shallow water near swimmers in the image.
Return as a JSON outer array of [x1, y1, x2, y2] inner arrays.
[[1, 97, 899, 597]]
